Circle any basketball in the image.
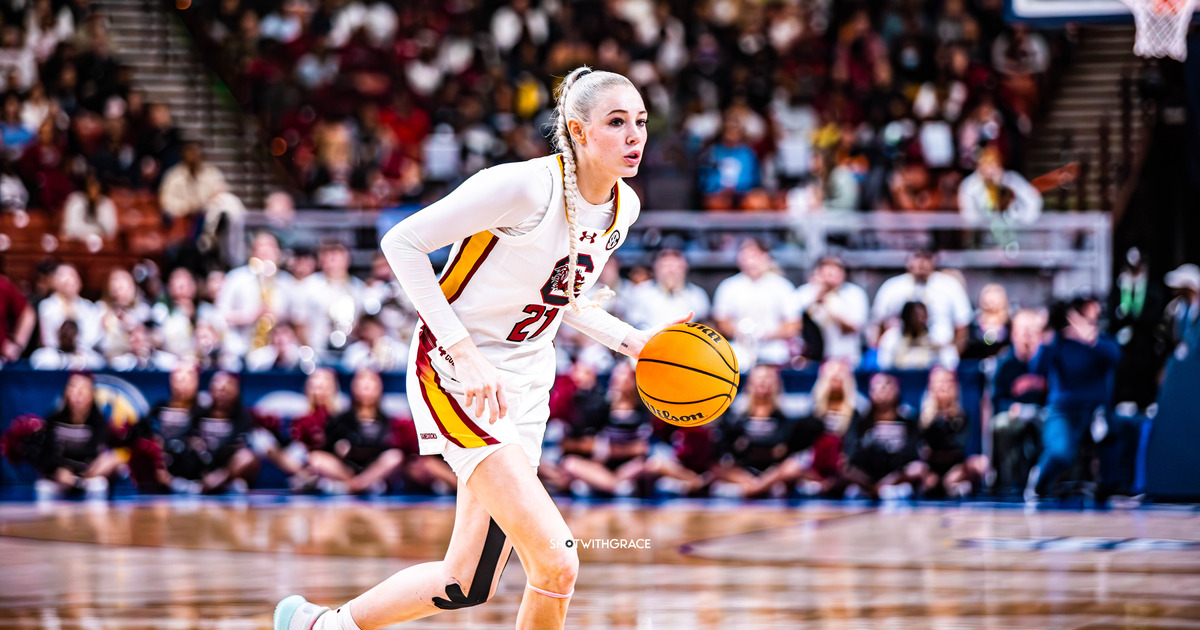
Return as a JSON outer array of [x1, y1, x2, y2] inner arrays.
[[635, 322, 740, 427]]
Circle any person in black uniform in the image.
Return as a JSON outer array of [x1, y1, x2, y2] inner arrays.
[[188, 370, 258, 493], [912, 366, 989, 497], [842, 373, 921, 499], [35, 371, 122, 499], [560, 361, 703, 496], [306, 368, 406, 495], [128, 361, 204, 492], [713, 364, 795, 498]]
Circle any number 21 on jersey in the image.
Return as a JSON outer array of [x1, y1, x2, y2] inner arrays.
[[506, 254, 594, 342]]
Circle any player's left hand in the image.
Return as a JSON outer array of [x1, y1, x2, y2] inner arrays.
[[618, 311, 694, 359]]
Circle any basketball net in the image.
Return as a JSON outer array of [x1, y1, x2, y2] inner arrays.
[[1124, 0, 1197, 60]]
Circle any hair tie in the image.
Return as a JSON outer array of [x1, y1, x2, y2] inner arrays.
[[576, 69, 592, 80]]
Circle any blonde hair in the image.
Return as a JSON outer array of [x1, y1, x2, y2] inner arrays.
[[811, 359, 858, 435], [919, 366, 962, 429], [551, 66, 635, 312]]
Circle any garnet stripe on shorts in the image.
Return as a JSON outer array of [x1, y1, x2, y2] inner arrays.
[[415, 327, 500, 449]]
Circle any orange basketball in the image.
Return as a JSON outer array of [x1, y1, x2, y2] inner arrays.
[[635, 322, 739, 427]]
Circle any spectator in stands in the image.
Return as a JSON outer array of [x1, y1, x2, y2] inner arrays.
[[990, 309, 1048, 493], [91, 103, 139, 187], [624, 249, 710, 331], [957, 96, 1010, 171], [871, 249, 972, 350], [794, 255, 869, 366], [96, 267, 151, 359], [341, 314, 407, 373], [363, 251, 418, 344], [34, 371, 120, 500], [0, 272, 35, 363], [244, 322, 302, 372], [962, 283, 1012, 359], [0, 157, 28, 209], [1027, 297, 1125, 502], [913, 366, 987, 497], [29, 320, 104, 369], [305, 369, 406, 495], [713, 238, 799, 369], [0, 27, 37, 94], [299, 240, 365, 361], [137, 102, 182, 187], [159, 141, 247, 264], [61, 172, 117, 242], [188, 370, 258, 493], [37, 262, 100, 351], [158, 267, 221, 358], [712, 364, 796, 498], [216, 230, 298, 360], [561, 361, 703, 497], [0, 93, 35, 158], [958, 146, 1042, 226], [131, 361, 203, 493], [877, 301, 960, 370], [19, 119, 72, 210], [991, 24, 1050, 126], [1162, 263, 1200, 363], [110, 322, 176, 371], [697, 117, 763, 210], [843, 373, 921, 500], [286, 246, 317, 284]]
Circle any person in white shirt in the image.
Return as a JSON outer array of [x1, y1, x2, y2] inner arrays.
[[794, 256, 869, 366], [37, 263, 101, 351], [216, 231, 299, 359], [957, 146, 1042, 226], [61, 173, 118, 241], [30, 319, 105, 370], [340, 313, 408, 372], [871, 250, 972, 350], [109, 323, 178, 371], [159, 142, 247, 262], [624, 248, 710, 330], [299, 240, 366, 362], [713, 238, 799, 368]]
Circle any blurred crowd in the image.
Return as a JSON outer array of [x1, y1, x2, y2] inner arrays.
[[189, 0, 1055, 219], [0, 0, 252, 265], [2, 233, 1196, 504]]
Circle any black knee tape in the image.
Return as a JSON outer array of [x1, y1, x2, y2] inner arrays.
[[433, 518, 508, 610]]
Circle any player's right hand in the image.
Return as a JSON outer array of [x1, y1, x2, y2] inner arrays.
[[447, 338, 508, 424]]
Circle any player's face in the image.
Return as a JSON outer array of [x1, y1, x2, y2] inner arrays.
[[579, 84, 647, 179]]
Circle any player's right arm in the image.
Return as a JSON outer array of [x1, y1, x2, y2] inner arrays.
[[380, 163, 544, 423]]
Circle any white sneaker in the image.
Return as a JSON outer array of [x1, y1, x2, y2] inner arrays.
[[34, 479, 61, 502], [710, 481, 744, 499], [879, 483, 913, 501], [273, 595, 329, 630], [1024, 466, 1041, 506], [83, 477, 109, 501]]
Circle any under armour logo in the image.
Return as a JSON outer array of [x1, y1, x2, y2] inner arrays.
[[580, 231, 598, 243]]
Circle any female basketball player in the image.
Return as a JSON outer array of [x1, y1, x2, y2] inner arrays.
[[276, 66, 684, 630]]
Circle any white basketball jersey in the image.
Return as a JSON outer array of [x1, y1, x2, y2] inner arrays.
[[408, 154, 640, 453]]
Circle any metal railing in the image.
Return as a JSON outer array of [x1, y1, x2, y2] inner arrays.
[[244, 209, 1112, 296]]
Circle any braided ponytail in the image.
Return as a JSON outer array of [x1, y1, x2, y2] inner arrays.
[[552, 66, 633, 313]]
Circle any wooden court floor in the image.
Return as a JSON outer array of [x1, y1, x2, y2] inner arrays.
[[1, 498, 1199, 629]]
